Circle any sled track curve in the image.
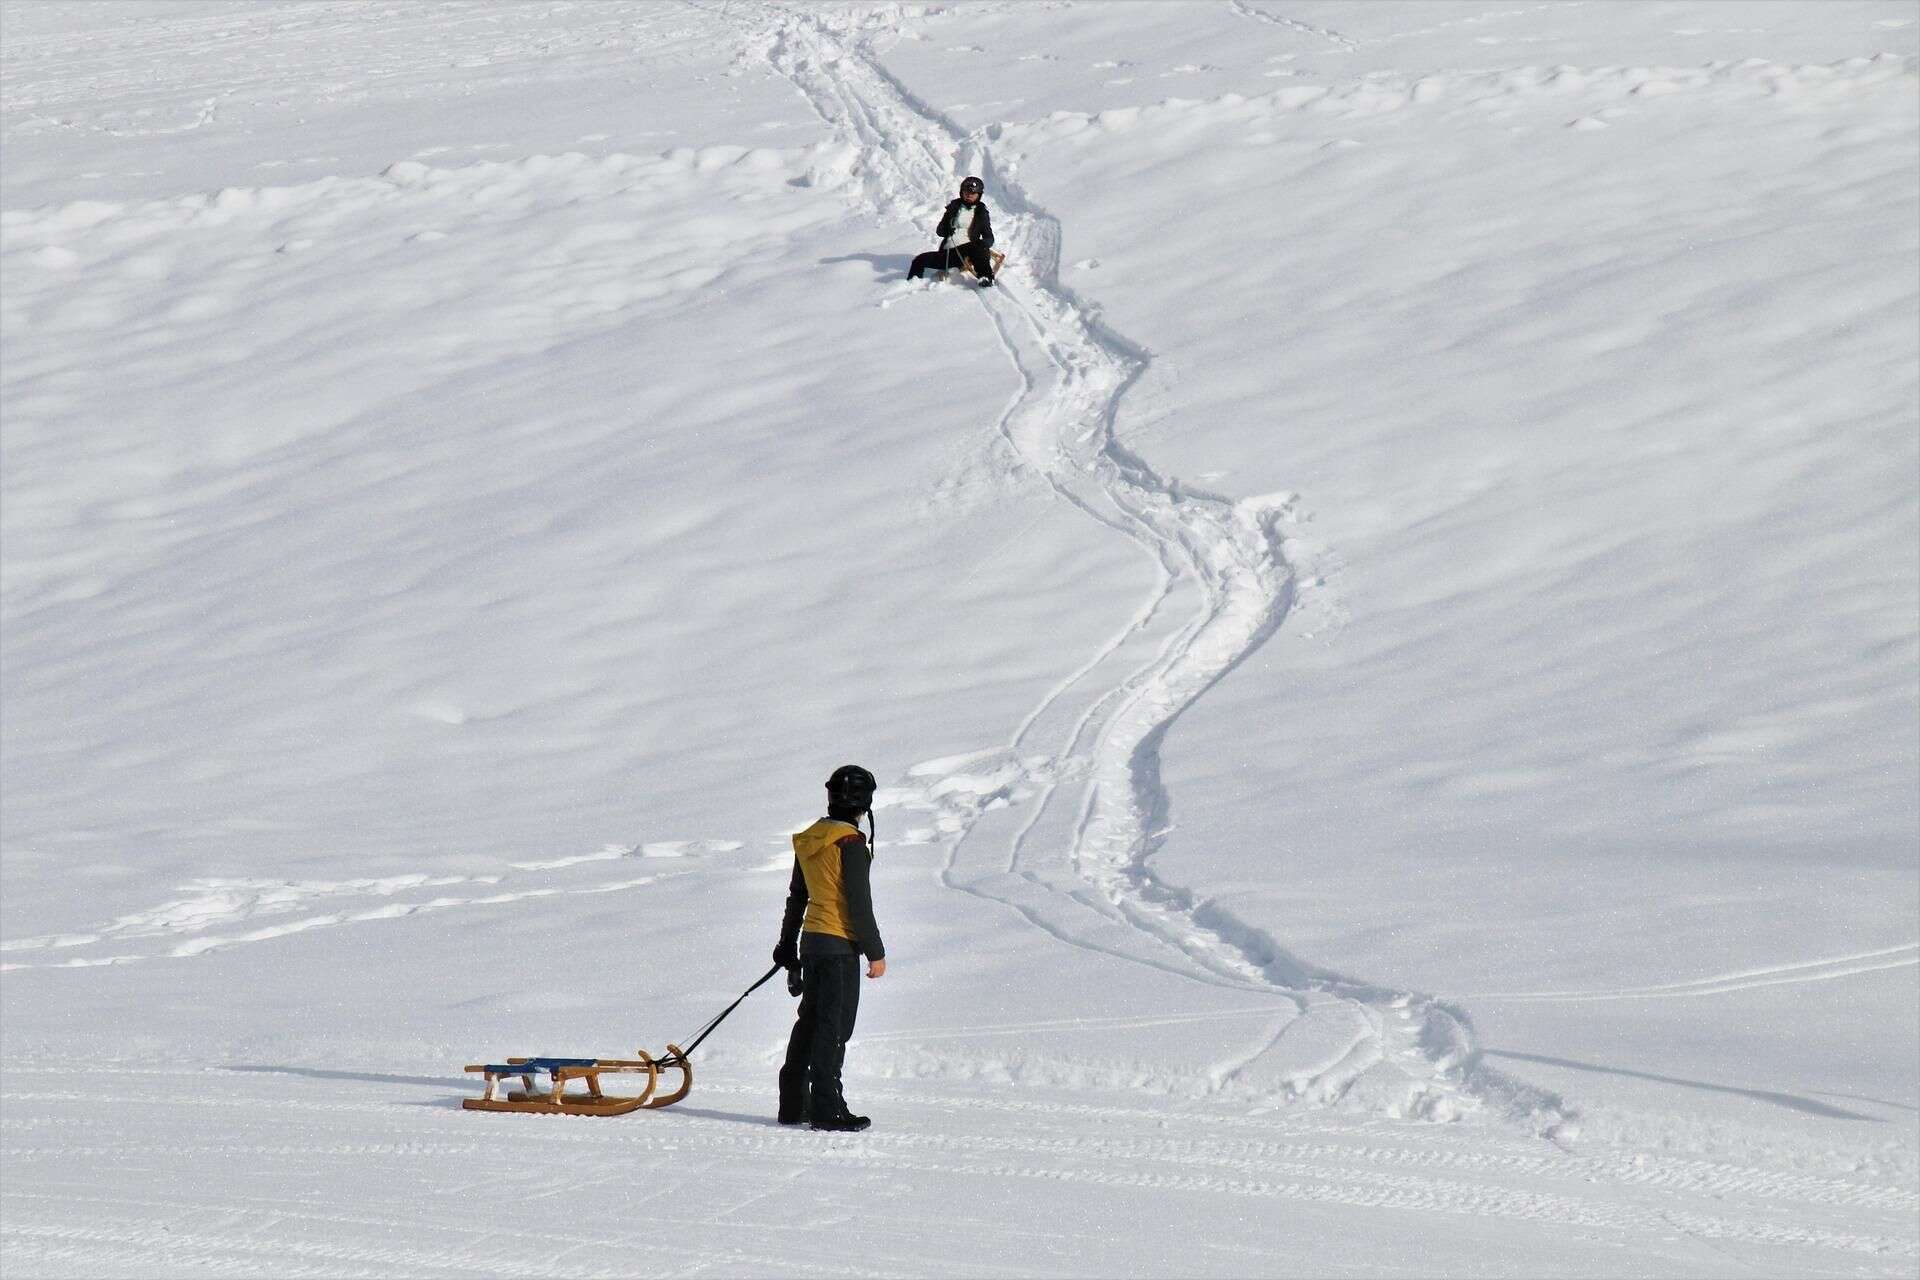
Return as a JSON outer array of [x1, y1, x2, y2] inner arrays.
[[735, 2, 1564, 1129]]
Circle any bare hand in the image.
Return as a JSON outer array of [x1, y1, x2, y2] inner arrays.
[[867, 958, 886, 979]]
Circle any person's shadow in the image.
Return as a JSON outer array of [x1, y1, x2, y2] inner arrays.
[[821, 252, 914, 280], [660, 1104, 785, 1127]]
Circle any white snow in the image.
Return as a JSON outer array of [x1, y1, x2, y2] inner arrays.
[[2, 2, 1916, 1276]]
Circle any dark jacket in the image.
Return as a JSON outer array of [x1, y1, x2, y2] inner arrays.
[[936, 198, 994, 248]]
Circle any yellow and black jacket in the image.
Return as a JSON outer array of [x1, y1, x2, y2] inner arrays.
[[780, 818, 885, 960]]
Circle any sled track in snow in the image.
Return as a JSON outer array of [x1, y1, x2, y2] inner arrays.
[[735, 3, 1564, 1130], [11, 1071, 1917, 1215], [6, 1072, 1915, 1263]]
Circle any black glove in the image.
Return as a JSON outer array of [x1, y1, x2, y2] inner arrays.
[[772, 941, 797, 970], [786, 967, 805, 997]]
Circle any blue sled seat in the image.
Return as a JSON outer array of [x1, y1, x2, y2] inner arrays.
[[481, 1057, 598, 1075]]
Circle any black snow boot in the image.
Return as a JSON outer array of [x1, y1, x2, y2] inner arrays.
[[810, 1109, 871, 1133], [778, 1067, 808, 1125]]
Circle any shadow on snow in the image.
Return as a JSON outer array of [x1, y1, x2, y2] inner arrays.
[[1484, 1050, 1882, 1121]]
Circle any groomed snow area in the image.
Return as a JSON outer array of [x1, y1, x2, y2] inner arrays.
[[2, 2, 1916, 1276]]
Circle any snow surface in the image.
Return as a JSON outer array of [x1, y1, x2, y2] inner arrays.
[[2, 2, 1916, 1276]]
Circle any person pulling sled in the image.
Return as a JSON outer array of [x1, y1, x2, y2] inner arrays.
[[908, 176, 1001, 286], [774, 765, 887, 1131]]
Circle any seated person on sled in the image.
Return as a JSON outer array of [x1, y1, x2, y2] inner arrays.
[[908, 175, 998, 286]]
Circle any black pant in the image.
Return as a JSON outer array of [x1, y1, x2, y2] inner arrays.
[[780, 954, 862, 1118], [909, 242, 994, 280]]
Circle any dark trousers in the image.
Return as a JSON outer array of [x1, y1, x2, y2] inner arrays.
[[779, 954, 861, 1118], [909, 242, 995, 280]]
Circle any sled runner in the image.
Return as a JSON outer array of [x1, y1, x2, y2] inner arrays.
[[463, 964, 781, 1117], [462, 1045, 693, 1115]]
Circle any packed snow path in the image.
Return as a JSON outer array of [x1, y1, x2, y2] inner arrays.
[[4, 1068, 1914, 1278], [738, 2, 1556, 1127]]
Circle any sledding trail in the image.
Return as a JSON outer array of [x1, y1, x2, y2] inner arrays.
[[5, 1069, 1912, 1277], [1470, 943, 1920, 1003], [741, 2, 1559, 1128]]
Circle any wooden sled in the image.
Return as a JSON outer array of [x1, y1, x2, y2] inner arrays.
[[936, 249, 1007, 283], [462, 963, 784, 1118], [462, 1043, 693, 1116], [954, 249, 1007, 281]]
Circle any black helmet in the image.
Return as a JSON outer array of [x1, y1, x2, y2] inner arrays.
[[826, 764, 877, 812], [959, 176, 983, 197]]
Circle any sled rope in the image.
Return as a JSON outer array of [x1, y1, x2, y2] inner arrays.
[[656, 962, 784, 1068]]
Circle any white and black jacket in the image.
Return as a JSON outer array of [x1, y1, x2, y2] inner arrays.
[[935, 198, 995, 247]]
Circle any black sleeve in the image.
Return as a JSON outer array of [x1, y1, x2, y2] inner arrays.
[[837, 836, 885, 960], [777, 859, 808, 954], [974, 205, 993, 248], [935, 199, 956, 239]]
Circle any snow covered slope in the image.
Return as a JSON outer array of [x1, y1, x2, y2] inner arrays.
[[3, 2, 1915, 1276]]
